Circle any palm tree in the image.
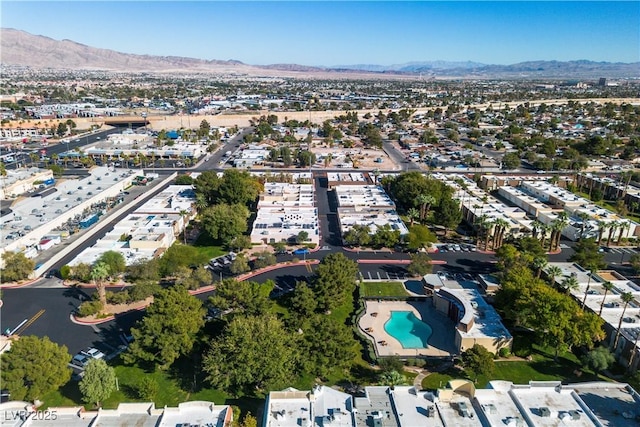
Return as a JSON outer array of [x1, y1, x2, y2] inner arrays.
[[631, 201, 639, 216], [617, 221, 630, 245], [531, 219, 544, 240], [474, 214, 489, 248], [581, 270, 594, 310], [417, 194, 436, 223], [612, 292, 635, 350], [532, 257, 548, 279], [551, 213, 569, 252], [606, 221, 618, 247], [493, 218, 510, 249], [195, 193, 208, 211], [483, 219, 495, 251], [407, 208, 420, 227], [539, 224, 551, 250], [372, 169, 380, 185], [546, 265, 562, 287], [599, 281, 614, 316], [323, 153, 333, 168], [561, 275, 579, 294], [90, 262, 110, 308], [596, 220, 607, 246], [577, 212, 590, 240]]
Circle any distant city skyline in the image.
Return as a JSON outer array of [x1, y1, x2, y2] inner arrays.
[[2, 1, 639, 66]]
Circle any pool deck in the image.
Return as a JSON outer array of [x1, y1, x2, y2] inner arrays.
[[359, 299, 458, 358]]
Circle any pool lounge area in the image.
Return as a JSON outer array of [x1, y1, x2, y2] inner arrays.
[[359, 300, 457, 358]]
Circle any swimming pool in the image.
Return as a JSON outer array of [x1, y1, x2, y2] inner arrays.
[[383, 311, 432, 349]]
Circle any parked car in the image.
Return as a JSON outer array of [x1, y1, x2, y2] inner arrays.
[[82, 347, 105, 360], [292, 248, 310, 255], [71, 353, 91, 368]]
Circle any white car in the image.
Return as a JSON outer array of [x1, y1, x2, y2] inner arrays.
[[82, 347, 105, 360], [71, 353, 91, 368]]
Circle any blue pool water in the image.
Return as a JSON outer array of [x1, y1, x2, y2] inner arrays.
[[384, 311, 432, 349]]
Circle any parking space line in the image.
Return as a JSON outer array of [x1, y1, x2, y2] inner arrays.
[[377, 272, 381, 280]]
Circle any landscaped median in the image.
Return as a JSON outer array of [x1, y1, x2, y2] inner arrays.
[[71, 259, 321, 325]]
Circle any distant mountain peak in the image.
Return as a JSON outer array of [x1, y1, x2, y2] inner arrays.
[[1, 28, 638, 79]]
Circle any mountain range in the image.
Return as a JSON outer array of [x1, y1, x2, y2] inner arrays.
[[1, 28, 638, 79]]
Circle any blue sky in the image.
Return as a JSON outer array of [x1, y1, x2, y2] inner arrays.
[[2, 1, 639, 66]]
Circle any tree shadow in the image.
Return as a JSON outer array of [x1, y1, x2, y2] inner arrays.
[[379, 265, 409, 275], [349, 364, 379, 384]]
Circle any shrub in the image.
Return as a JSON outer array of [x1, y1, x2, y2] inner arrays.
[[498, 347, 512, 358], [128, 281, 161, 302], [106, 290, 130, 305], [59, 265, 71, 280], [135, 377, 159, 401], [77, 300, 104, 317]]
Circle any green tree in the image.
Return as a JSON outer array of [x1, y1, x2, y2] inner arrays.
[[313, 253, 359, 312], [208, 279, 274, 317], [289, 282, 318, 319], [0, 336, 71, 401], [435, 197, 463, 233], [0, 251, 35, 282], [204, 315, 298, 395], [461, 344, 495, 379], [158, 242, 208, 277], [407, 225, 437, 251], [407, 252, 433, 277], [175, 174, 194, 185], [501, 152, 521, 169], [135, 377, 159, 401], [126, 258, 161, 283], [343, 224, 372, 247], [582, 346, 615, 374], [371, 224, 401, 249], [230, 254, 251, 274], [569, 238, 606, 271], [228, 235, 252, 252], [201, 203, 249, 244], [96, 250, 126, 277], [297, 150, 316, 167], [217, 169, 263, 206], [253, 251, 276, 269], [79, 359, 116, 407], [124, 286, 205, 369], [178, 265, 212, 290], [302, 316, 357, 378]]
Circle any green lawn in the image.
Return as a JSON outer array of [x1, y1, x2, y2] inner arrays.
[[422, 334, 612, 391], [360, 281, 408, 297], [192, 231, 226, 260]]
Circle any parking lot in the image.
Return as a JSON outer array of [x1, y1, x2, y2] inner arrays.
[[434, 243, 477, 253]]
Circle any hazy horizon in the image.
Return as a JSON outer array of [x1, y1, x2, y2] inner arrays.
[[2, 1, 639, 66]]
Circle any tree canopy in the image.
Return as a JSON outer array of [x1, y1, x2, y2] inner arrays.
[[1, 251, 35, 282], [194, 170, 262, 207], [79, 359, 117, 407], [461, 344, 495, 379], [0, 335, 71, 401], [312, 253, 359, 312], [204, 315, 298, 395], [208, 279, 274, 317], [124, 286, 205, 369], [200, 203, 249, 245]]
